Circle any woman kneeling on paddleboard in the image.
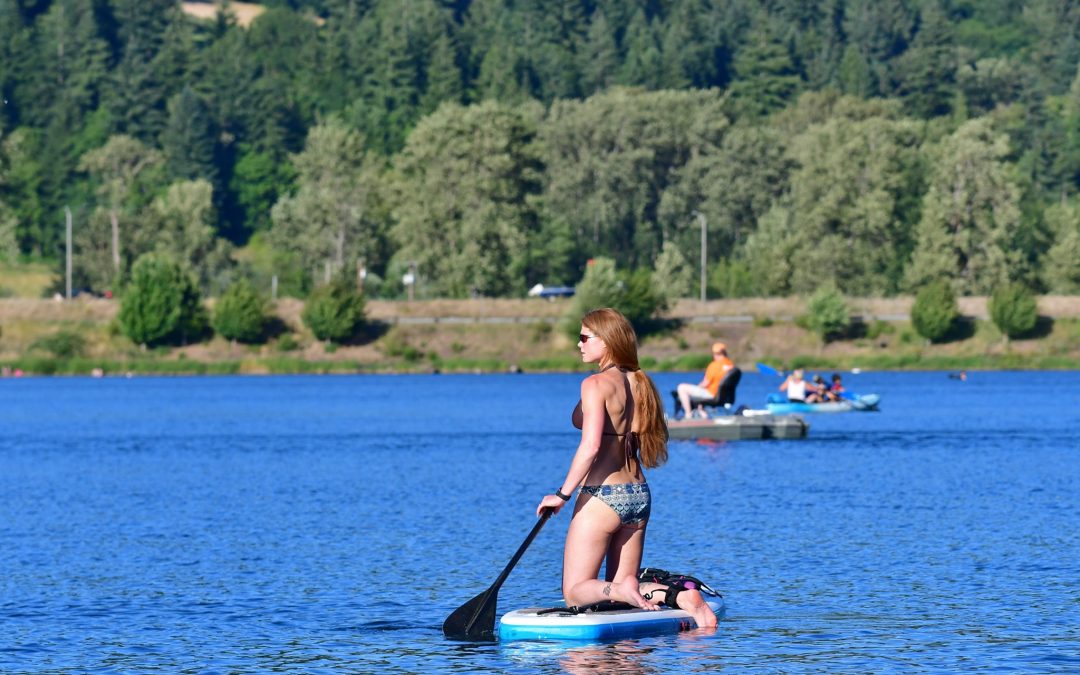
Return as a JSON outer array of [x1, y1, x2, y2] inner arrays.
[[536, 308, 717, 629]]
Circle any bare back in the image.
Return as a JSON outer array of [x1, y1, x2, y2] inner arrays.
[[572, 366, 643, 485]]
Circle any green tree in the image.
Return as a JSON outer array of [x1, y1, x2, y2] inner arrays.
[[390, 100, 541, 297], [1042, 200, 1080, 292], [106, 0, 183, 141], [212, 279, 267, 344], [841, 0, 917, 97], [988, 283, 1038, 340], [269, 119, 386, 289], [728, 24, 801, 118], [161, 85, 217, 186], [577, 9, 619, 95], [618, 10, 664, 89], [347, 0, 451, 154], [302, 278, 366, 343], [838, 44, 873, 98], [78, 135, 165, 287], [804, 283, 849, 343], [540, 88, 729, 272], [910, 279, 959, 343], [19, 0, 110, 257], [782, 112, 925, 294], [230, 145, 296, 235], [893, 1, 956, 118], [0, 128, 17, 260], [150, 179, 233, 294], [561, 257, 663, 335], [658, 124, 793, 264], [119, 252, 208, 347], [905, 118, 1023, 294], [651, 240, 695, 305]]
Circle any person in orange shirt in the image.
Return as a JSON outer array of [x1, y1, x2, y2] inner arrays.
[[675, 343, 734, 419]]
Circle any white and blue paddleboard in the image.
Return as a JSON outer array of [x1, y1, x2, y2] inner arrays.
[[498, 600, 723, 641]]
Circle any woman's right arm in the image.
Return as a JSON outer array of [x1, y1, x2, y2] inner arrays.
[[536, 376, 606, 516]]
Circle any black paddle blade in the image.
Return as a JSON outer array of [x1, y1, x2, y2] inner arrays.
[[443, 510, 552, 641], [442, 586, 497, 641]]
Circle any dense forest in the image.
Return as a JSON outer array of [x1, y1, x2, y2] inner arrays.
[[1, 0, 1079, 301]]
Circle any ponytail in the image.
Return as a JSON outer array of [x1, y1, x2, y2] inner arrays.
[[632, 370, 669, 469]]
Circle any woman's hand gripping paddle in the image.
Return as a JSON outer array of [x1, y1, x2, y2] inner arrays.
[[442, 509, 553, 641]]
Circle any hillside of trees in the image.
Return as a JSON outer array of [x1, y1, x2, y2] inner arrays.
[[1, 0, 1079, 302]]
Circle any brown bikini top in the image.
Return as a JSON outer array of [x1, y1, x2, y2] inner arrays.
[[571, 365, 641, 469]]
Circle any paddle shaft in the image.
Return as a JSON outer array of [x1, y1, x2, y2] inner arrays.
[[448, 509, 552, 639], [483, 509, 548, 600]]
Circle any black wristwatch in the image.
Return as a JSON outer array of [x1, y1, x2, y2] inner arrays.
[[555, 488, 571, 502]]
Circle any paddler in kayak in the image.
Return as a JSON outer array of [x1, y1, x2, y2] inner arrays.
[[535, 307, 718, 629]]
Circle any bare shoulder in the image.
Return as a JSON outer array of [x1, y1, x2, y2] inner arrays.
[[581, 372, 617, 399]]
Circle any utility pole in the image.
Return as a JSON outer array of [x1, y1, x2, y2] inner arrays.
[[64, 206, 72, 300], [693, 210, 707, 304]]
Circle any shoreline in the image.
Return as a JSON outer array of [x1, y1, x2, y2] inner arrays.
[[2, 296, 1079, 376]]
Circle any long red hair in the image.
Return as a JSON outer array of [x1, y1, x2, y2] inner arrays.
[[581, 308, 668, 469]]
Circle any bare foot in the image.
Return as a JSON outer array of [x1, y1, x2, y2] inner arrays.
[[605, 579, 660, 611], [675, 588, 717, 628]]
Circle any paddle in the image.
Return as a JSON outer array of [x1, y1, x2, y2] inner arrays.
[[756, 362, 783, 377], [443, 509, 553, 641]]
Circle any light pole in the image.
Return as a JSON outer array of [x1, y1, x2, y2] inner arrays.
[[692, 210, 706, 304]]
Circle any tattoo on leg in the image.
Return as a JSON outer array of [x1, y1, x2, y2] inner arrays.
[[602, 584, 611, 597]]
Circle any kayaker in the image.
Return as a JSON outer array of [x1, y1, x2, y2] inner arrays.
[[779, 368, 808, 402], [828, 373, 846, 401], [674, 342, 734, 419], [535, 307, 718, 629], [806, 374, 828, 403]]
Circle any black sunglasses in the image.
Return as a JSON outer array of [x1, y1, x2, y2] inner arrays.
[[579, 333, 598, 343]]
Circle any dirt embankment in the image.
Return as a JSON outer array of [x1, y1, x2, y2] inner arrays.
[[2, 296, 1079, 372]]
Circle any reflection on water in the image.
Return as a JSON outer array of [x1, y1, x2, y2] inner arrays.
[[1, 371, 1078, 673]]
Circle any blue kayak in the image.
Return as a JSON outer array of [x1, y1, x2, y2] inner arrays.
[[498, 600, 724, 641], [766, 393, 880, 414]]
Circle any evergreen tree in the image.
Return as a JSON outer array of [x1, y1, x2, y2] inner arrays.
[[420, 30, 464, 114], [302, 278, 366, 344], [106, 0, 181, 141], [838, 44, 873, 98], [893, 1, 956, 118], [212, 278, 267, 344], [161, 86, 217, 186], [20, 0, 110, 257], [618, 10, 664, 89], [910, 279, 958, 343], [577, 9, 619, 95], [988, 283, 1038, 340], [119, 252, 208, 347], [842, 0, 917, 97], [728, 23, 801, 119]]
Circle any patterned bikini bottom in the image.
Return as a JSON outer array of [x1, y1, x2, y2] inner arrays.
[[579, 482, 651, 526]]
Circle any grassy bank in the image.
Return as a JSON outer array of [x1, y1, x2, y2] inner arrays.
[[1, 295, 1078, 376]]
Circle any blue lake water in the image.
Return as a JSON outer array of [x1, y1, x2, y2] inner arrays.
[[2, 370, 1078, 673]]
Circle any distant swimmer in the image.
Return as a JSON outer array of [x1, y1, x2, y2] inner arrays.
[[948, 370, 967, 381]]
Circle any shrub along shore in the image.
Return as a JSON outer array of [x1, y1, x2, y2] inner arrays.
[[1, 296, 1078, 376]]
